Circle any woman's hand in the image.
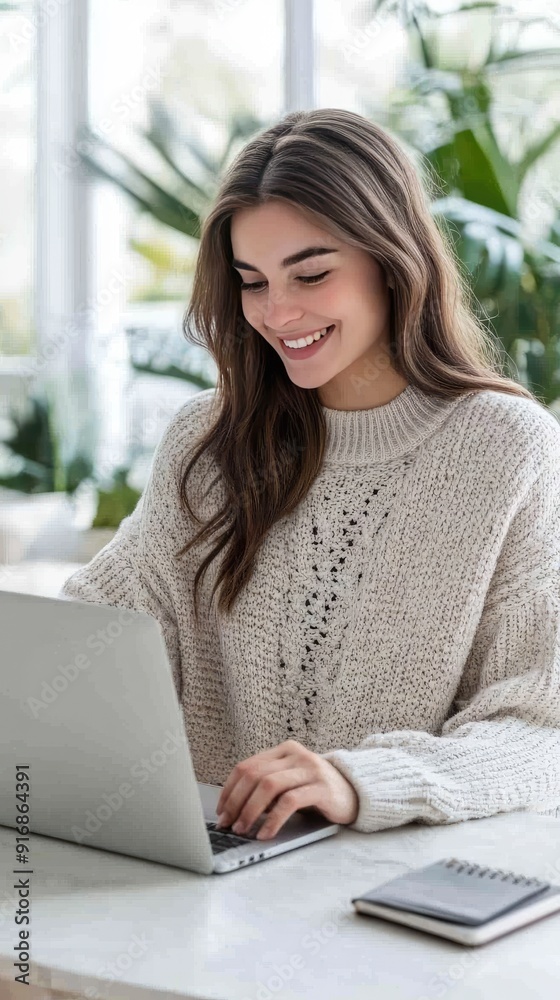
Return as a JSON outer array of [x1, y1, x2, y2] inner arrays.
[[215, 738, 360, 840]]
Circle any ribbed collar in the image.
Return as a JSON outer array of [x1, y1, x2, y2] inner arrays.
[[320, 383, 474, 464]]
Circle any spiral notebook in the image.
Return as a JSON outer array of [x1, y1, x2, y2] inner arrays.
[[352, 857, 560, 946]]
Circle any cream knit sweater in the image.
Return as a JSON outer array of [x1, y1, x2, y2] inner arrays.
[[59, 383, 560, 832]]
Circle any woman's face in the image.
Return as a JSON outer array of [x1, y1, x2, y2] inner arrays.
[[230, 200, 407, 409]]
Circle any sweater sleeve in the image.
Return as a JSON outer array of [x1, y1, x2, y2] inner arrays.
[[55, 391, 215, 702], [320, 413, 560, 833], [57, 494, 182, 699]]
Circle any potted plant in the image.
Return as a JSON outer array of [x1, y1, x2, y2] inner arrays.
[[376, 0, 560, 408], [0, 390, 148, 564], [76, 103, 258, 388], [0, 393, 95, 564], [75, 468, 142, 563]]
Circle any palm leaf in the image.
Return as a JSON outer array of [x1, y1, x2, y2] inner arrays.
[[129, 360, 214, 389], [531, 238, 560, 268], [146, 100, 221, 179], [466, 125, 518, 215], [216, 113, 265, 173], [427, 128, 517, 216], [517, 122, 560, 182], [84, 129, 200, 220], [79, 143, 201, 237], [430, 1, 502, 13], [432, 197, 524, 301], [487, 47, 560, 69], [431, 195, 522, 236], [496, 235, 525, 304], [141, 127, 214, 205], [410, 11, 434, 69]]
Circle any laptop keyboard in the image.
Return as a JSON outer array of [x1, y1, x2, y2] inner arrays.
[[205, 820, 260, 853]]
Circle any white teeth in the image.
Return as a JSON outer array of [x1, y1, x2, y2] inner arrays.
[[283, 327, 330, 349]]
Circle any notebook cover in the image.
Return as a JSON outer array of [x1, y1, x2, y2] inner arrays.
[[352, 858, 550, 927], [353, 884, 560, 946]]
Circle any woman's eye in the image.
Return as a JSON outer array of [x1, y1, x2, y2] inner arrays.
[[239, 271, 330, 292]]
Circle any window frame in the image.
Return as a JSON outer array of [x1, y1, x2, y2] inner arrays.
[[15, 0, 315, 381]]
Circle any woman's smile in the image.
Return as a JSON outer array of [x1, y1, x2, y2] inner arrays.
[[278, 324, 336, 359]]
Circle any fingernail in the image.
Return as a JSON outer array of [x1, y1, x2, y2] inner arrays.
[[216, 812, 227, 827]]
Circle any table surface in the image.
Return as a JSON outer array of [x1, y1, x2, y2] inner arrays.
[[2, 566, 560, 998], [0, 562, 83, 599], [1, 812, 560, 1000]]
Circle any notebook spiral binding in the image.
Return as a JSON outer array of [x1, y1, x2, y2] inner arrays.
[[444, 857, 546, 887]]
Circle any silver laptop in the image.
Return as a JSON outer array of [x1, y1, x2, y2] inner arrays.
[[0, 590, 339, 874]]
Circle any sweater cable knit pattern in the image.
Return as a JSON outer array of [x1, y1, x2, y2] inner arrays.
[[59, 383, 560, 832]]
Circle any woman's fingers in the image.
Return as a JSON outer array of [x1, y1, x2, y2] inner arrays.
[[256, 784, 320, 839], [214, 738, 360, 837], [216, 755, 300, 828], [215, 739, 299, 817], [230, 766, 311, 834]]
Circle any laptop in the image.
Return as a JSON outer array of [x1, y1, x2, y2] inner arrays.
[[0, 590, 340, 874]]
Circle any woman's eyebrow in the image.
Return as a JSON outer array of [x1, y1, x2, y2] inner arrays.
[[231, 246, 339, 272]]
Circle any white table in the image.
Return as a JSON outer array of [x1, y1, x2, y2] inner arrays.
[[1, 812, 559, 1000], [0, 562, 84, 600]]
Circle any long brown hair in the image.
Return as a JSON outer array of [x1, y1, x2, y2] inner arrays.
[[179, 107, 536, 625]]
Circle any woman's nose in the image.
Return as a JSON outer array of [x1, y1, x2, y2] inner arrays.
[[261, 289, 303, 325]]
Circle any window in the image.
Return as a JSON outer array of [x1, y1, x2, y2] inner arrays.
[[0, 1, 35, 356], [88, 0, 285, 481]]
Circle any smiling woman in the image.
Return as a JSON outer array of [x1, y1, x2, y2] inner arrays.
[[179, 107, 536, 624], [60, 108, 560, 841], [229, 200, 407, 402]]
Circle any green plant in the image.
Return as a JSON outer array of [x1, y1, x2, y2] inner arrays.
[[76, 104, 268, 387], [0, 394, 93, 495], [0, 394, 143, 529], [78, 103, 265, 240], [91, 468, 141, 529], [124, 321, 216, 389], [78, 7, 560, 406], [371, 0, 560, 405]]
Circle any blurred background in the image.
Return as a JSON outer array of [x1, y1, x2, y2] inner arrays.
[[2, 0, 560, 597]]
